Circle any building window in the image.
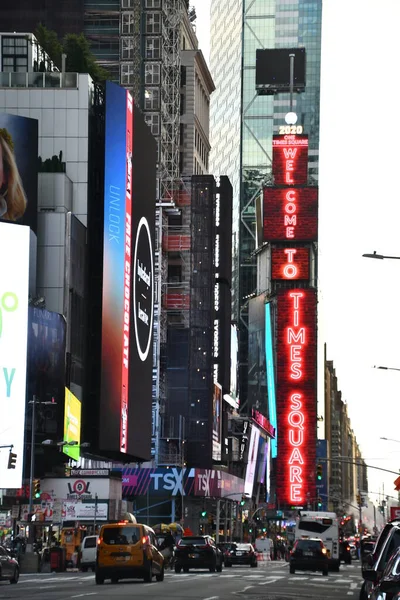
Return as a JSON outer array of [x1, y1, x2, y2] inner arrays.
[[181, 65, 187, 86], [121, 64, 135, 85], [145, 37, 161, 59], [144, 113, 160, 136], [121, 0, 136, 6], [145, 63, 160, 84], [2, 36, 28, 72], [121, 38, 136, 60], [146, 12, 161, 34], [145, 0, 161, 7], [145, 88, 160, 110], [122, 12, 136, 34]]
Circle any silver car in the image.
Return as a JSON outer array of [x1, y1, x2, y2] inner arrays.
[[0, 546, 19, 584]]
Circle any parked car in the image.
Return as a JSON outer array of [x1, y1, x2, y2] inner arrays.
[[0, 546, 19, 584], [360, 520, 400, 600], [370, 545, 400, 599], [96, 521, 164, 584], [80, 535, 98, 572], [340, 540, 352, 565], [289, 537, 329, 576], [224, 543, 258, 568], [174, 536, 223, 573]]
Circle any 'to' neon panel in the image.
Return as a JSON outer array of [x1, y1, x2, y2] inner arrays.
[[275, 288, 317, 507], [271, 247, 309, 280]]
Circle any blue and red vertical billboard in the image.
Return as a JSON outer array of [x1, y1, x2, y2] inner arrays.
[[100, 82, 133, 454]]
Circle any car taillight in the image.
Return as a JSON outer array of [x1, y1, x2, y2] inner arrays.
[[321, 548, 327, 555], [346, 546, 350, 551], [142, 535, 150, 547], [97, 538, 102, 545]]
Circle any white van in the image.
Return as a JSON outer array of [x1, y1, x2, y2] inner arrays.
[[80, 535, 98, 571]]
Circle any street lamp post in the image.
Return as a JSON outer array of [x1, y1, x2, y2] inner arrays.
[[362, 251, 400, 260]]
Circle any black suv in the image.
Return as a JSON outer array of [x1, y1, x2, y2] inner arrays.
[[290, 538, 329, 576], [174, 536, 223, 573], [361, 520, 400, 600]]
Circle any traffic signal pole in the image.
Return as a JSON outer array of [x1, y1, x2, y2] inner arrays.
[[27, 395, 36, 549]]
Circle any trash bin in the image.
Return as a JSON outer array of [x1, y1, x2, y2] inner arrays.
[[50, 547, 66, 572]]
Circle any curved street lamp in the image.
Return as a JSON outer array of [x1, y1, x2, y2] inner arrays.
[[363, 251, 400, 260], [374, 365, 400, 372]]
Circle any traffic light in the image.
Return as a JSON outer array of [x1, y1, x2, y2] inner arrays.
[[33, 479, 41, 499], [240, 495, 246, 506], [7, 452, 17, 469], [356, 494, 361, 506], [317, 497, 322, 508], [316, 464, 323, 481], [201, 510, 207, 518], [262, 527, 267, 533]]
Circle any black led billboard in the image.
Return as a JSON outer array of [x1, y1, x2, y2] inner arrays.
[[256, 48, 306, 95]]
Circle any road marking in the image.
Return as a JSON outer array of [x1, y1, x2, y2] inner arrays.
[[203, 596, 219, 600], [347, 593, 354, 596], [71, 594, 98, 599], [350, 583, 358, 589]]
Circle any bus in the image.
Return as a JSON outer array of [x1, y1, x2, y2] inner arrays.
[[295, 511, 340, 571]]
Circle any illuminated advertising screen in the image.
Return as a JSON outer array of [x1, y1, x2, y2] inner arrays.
[[0, 114, 38, 234], [263, 187, 318, 242], [100, 81, 133, 454], [0, 222, 30, 488], [212, 383, 222, 461], [230, 325, 238, 400], [265, 303, 278, 458], [271, 247, 310, 280], [244, 425, 260, 497], [63, 388, 81, 461], [275, 288, 317, 507], [273, 135, 309, 186]]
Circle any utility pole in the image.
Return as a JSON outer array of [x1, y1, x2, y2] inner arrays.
[[93, 493, 98, 533], [27, 395, 36, 551], [216, 499, 221, 543]]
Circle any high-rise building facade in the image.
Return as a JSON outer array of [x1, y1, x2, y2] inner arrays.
[[210, 0, 323, 410]]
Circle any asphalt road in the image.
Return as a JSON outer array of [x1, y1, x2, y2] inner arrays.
[[0, 562, 363, 600]]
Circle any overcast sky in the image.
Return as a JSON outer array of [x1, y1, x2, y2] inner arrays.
[[192, 0, 400, 507]]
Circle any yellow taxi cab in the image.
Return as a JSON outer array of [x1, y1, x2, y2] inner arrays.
[[95, 517, 164, 584]]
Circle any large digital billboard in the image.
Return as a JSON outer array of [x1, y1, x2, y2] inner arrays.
[[63, 388, 81, 461], [100, 83, 155, 460], [273, 135, 309, 186], [263, 187, 318, 242], [275, 289, 317, 507], [100, 82, 133, 454], [244, 425, 260, 497], [26, 307, 66, 438], [0, 222, 30, 488], [0, 114, 38, 234]]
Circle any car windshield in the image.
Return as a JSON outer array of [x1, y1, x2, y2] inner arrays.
[[84, 537, 97, 548], [102, 527, 139, 545]]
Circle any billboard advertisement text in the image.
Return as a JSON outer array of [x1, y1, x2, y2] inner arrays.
[[100, 82, 133, 454], [263, 187, 318, 242], [275, 288, 317, 506], [273, 134, 308, 186], [271, 247, 310, 280], [0, 222, 30, 488], [0, 114, 38, 234]]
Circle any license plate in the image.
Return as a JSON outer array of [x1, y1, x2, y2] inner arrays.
[[304, 551, 313, 556], [236, 551, 243, 556], [189, 553, 199, 559]]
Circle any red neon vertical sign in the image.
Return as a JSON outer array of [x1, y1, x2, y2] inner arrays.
[[273, 135, 309, 186], [276, 289, 317, 506], [120, 91, 133, 453], [271, 247, 310, 280]]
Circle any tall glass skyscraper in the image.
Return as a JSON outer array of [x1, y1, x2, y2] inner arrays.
[[210, 0, 322, 411]]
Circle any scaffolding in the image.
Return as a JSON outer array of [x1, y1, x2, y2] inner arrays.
[[120, 0, 142, 105], [159, 0, 183, 203]]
